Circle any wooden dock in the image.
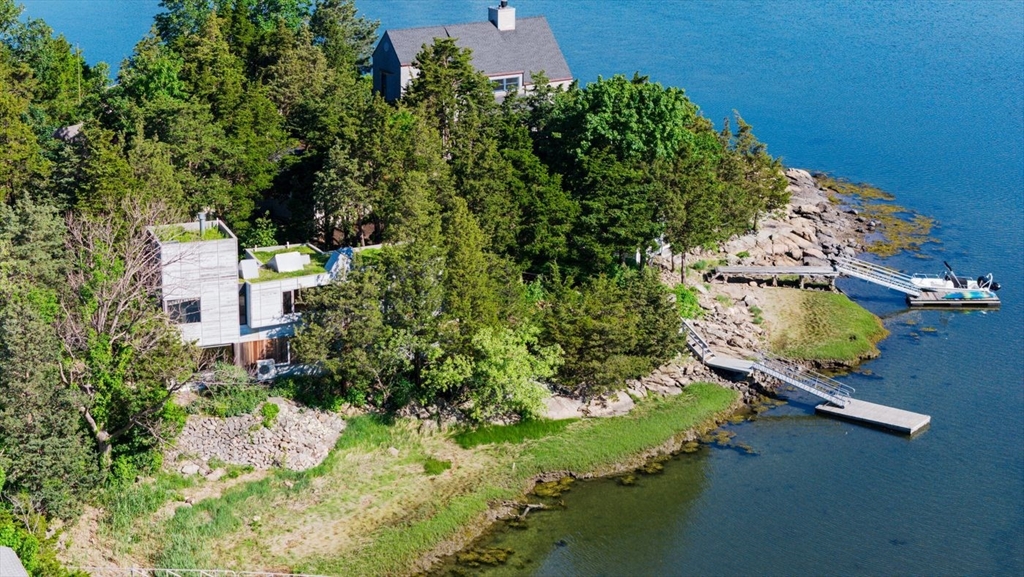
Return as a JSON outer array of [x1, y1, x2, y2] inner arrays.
[[815, 399, 931, 435], [713, 265, 837, 288], [714, 259, 1001, 308], [714, 265, 837, 277]]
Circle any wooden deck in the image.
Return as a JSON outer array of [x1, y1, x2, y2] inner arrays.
[[714, 265, 837, 277], [713, 265, 838, 288], [815, 399, 931, 435]]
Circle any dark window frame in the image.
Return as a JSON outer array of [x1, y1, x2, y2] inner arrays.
[[168, 298, 201, 324], [282, 289, 304, 315]]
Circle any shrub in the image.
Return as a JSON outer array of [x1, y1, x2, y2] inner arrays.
[[190, 363, 269, 418], [673, 285, 702, 319], [736, 250, 750, 259], [260, 403, 280, 429]]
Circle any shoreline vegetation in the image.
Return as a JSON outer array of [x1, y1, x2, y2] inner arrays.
[[0, 0, 932, 573], [61, 168, 906, 575]]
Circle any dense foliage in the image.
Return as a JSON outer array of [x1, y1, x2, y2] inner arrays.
[[0, 0, 786, 567]]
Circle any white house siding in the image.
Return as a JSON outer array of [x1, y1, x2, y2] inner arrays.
[[155, 224, 240, 348], [245, 272, 330, 330]]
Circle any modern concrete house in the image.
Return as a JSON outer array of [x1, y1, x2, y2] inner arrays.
[[149, 216, 376, 376], [372, 1, 572, 102]]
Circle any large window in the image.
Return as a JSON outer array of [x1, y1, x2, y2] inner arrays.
[[282, 289, 303, 315], [491, 75, 521, 93], [167, 298, 201, 324], [238, 286, 247, 326]]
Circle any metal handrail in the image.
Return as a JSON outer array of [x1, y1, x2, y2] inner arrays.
[[753, 356, 854, 407], [834, 257, 921, 296], [681, 320, 714, 362]]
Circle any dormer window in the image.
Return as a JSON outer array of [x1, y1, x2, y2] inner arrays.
[[491, 75, 521, 93]]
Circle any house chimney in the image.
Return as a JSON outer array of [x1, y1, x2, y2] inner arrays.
[[488, 1, 515, 31], [197, 210, 207, 237]]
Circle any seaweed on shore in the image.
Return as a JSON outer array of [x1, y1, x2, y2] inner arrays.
[[814, 174, 936, 257]]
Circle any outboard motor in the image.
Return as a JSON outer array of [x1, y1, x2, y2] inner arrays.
[[978, 274, 1001, 292]]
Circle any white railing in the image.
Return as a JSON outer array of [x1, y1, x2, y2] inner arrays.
[[834, 257, 921, 296], [753, 356, 854, 407]]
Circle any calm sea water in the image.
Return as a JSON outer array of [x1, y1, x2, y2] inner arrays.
[[20, 1, 1024, 575]]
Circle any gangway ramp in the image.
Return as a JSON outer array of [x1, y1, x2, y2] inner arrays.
[[751, 356, 854, 408], [680, 321, 930, 435], [834, 257, 921, 296]]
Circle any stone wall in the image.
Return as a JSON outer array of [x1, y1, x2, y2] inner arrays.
[[168, 398, 345, 474]]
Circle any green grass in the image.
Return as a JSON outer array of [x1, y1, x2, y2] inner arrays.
[[355, 247, 382, 266], [750, 305, 764, 325], [249, 249, 330, 282], [673, 285, 703, 319], [306, 384, 736, 576], [689, 259, 712, 271], [516, 384, 737, 476], [102, 473, 195, 548], [142, 388, 737, 576], [452, 419, 577, 449], [771, 291, 888, 361], [715, 294, 732, 306], [423, 457, 453, 476], [155, 225, 228, 242], [304, 485, 515, 577], [188, 383, 269, 418], [250, 245, 321, 263], [736, 250, 750, 259]]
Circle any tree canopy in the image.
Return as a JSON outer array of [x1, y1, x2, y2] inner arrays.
[[0, 3, 789, 557]]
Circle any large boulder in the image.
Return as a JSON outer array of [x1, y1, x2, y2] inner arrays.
[[585, 391, 635, 418], [544, 395, 584, 420]]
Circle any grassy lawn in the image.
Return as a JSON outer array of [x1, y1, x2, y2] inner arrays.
[[760, 288, 888, 361], [95, 384, 737, 576]]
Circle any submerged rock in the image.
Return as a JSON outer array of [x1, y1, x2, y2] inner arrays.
[[457, 547, 514, 568], [533, 476, 574, 498]]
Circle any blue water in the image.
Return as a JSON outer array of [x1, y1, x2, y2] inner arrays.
[[19, 1, 1024, 574]]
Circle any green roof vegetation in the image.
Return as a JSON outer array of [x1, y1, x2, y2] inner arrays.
[[250, 244, 321, 263], [249, 250, 330, 283], [155, 225, 228, 242]]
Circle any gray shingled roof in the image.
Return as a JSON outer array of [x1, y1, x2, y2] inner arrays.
[[383, 16, 571, 83]]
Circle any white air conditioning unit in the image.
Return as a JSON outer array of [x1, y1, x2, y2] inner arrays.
[[255, 359, 277, 381]]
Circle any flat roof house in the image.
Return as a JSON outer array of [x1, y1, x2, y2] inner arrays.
[[372, 1, 572, 102], [149, 215, 377, 378]]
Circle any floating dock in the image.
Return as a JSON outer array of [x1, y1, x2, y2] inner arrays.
[[682, 321, 932, 436], [907, 291, 1001, 308], [815, 399, 931, 435]]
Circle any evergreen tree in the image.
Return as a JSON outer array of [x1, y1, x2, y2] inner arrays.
[[310, 0, 378, 72]]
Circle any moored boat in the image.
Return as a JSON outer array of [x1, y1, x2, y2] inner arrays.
[[910, 261, 1001, 293]]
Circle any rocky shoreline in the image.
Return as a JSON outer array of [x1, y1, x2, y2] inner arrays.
[[542, 167, 879, 417], [424, 169, 889, 574]]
